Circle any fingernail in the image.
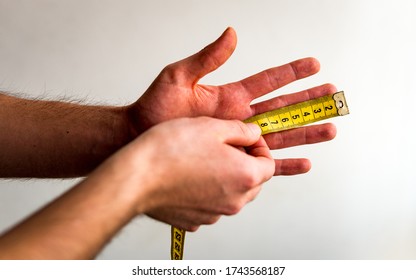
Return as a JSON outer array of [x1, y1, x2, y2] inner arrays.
[[246, 123, 261, 136]]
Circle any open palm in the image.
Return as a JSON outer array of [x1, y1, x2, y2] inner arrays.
[[130, 27, 337, 176]]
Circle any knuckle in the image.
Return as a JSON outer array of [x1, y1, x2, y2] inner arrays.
[[205, 215, 221, 225], [160, 63, 186, 83], [239, 165, 258, 189], [186, 225, 200, 232], [223, 200, 244, 216], [247, 185, 262, 202], [198, 50, 220, 72], [161, 63, 176, 76]]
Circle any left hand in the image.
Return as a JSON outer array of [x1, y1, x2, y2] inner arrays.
[[129, 27, 337, 176]]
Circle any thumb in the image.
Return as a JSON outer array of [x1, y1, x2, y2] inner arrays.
[[178, 27, 237, 85], [219, 120, 262, 147], [219, 120, 274, 183]]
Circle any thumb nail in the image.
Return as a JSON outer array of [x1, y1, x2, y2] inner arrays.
[[246, 122, 261, 136]]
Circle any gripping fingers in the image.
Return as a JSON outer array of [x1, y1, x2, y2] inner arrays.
[[244, 137, 275, 184], [219, 120, 262, 146], [147, 207, 221, 232]]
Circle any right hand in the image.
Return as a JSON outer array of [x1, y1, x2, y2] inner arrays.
[[117, 117, 275, 231]]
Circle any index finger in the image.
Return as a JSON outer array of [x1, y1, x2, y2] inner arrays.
[[235, 57, 320, 100]]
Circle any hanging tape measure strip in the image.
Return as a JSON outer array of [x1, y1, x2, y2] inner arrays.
[[170, 91, 349, 260], [171, 226, 186, 260]]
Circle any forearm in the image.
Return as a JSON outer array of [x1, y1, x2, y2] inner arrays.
[[0, 153, 150, 259], [0, 117, 275, 259], [0, 92, 135, 178]]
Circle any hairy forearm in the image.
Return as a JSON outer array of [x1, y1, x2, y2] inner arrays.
[[0, 151, 149, 259], [0, 92, 134, 178], [0, 182, 132, 259]]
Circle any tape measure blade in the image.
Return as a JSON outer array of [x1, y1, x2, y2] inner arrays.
[[171, 226, 186, 260], [245, 91, 348, 135]]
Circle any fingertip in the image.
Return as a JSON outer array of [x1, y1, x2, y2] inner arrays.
[[274, 158, 312, 176], [295, 158, 312, 175], [219, 27, 237, 54], [222, 120, 261, 146], [302, 57, 321, 76], [305, 57, 321, 72], [185, 27, 237, 83], [294, 57, 321, 78], [322, 83, 338, 94], [321, 123, 337, 141], [327, 123, 337, 140], [245, 122, 262, 137], [309, 57, 321, 70], [302, 158, 312, 173], [225, 27, 237, 46], [224, 26, 237, 38]]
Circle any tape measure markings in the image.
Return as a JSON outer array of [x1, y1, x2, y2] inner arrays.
[[244, 91, 348, 135], [171, 227, 186, 260]]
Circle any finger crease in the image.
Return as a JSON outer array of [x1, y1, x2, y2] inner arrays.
[[265, 70, 279, 92], [289, 62, 300, 80]]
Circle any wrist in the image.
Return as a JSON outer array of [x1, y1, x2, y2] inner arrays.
[[111, 105, 137, 145], [97, 137, 163, 215], [124, 100, 155, 138]]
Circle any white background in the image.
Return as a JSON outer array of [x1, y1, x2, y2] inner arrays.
[[0, 0, 415, 259]]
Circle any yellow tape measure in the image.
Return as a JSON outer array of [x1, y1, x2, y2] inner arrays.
[[171, 227, 186, 260], [170, 91, 349, 260], [244, 91, 349, 134]]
